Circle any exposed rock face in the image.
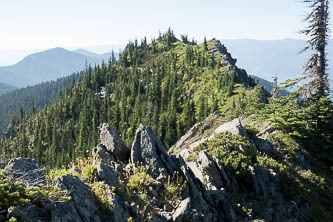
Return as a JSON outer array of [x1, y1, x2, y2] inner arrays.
[[210, 39, 237, 67], [55, 174, 101, 222], [168, 121, 202, 154], [4, 158, 45, 186], [99, 123, 130, 162], [131, 124, 177, 180]]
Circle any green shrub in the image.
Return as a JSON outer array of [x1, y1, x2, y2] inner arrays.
[[124, 165, 156, 193], [0, 170, 28, 221], [46, 168, 71, 180], [0, 169, 70, 222], [90, 181, 115, 215], [185, 154, 197, 162], [195, 132, 255, 183], [118, 164, 157, 222], [163, 172, 185, 206]]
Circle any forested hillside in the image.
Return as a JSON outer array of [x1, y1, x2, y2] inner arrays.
[[0, 72, 83, 137], [0, 30, 265, 168]]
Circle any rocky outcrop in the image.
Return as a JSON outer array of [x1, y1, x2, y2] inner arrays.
[[4, 158, 45, 186], [8, 203, 51, 222], [169, 114, 249, 155], [214, 118, 249, 139], [55, 174, 101, 222], [210, 39, 237, 67], [99, 123, 130, 162], [131, 124, 177, 180], [176, 155, 236, 222]]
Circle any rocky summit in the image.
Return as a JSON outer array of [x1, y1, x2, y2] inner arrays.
[[2, 112, 331, 222]]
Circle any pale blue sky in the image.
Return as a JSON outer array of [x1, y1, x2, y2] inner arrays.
[[0, 0, 331, 52]]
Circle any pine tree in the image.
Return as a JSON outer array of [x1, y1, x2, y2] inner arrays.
[[204, 36, 208, 51], [301, 0, 330, 97]]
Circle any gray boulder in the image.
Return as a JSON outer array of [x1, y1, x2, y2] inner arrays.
[[214, 118, 249, 140], [54, 174, 101, 222], [4, 158, 45, 186], [100, 123, 130, 162], [131, 124, 177, 180], [179, 149, 226, 191]]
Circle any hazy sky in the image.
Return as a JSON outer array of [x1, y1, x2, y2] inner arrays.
[[1, 0, 328, 52]]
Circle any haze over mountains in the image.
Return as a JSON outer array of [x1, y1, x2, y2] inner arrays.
[[222, 38, 333, 87], [0, 48, 118, 88]]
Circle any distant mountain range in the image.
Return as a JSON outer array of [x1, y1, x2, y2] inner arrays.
[[0, 48, 118, 87], [221, 38, 333, 89]]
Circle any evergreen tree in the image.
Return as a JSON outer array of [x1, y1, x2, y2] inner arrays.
[[301, 0, 330, 96]]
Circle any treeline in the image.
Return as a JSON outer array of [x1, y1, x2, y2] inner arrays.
[[0, 30, 263, 168]]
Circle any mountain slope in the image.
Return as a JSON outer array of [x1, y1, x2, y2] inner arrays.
[[0, 48, 116, 87], [0, 72, 83, 137]]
